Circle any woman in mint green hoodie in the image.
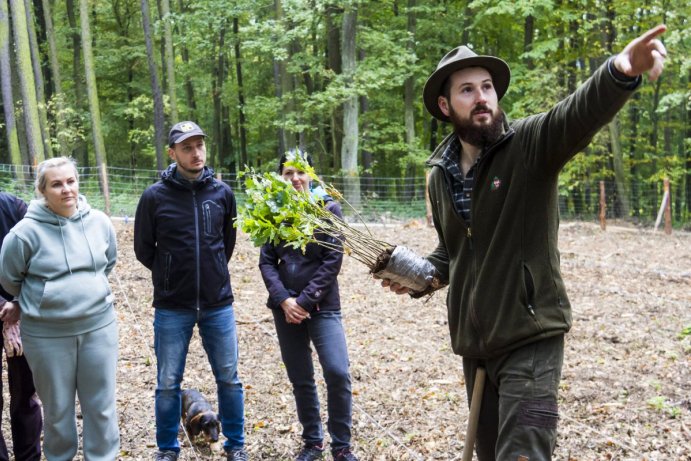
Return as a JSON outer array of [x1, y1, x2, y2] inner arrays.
[[0, 157, 119, 460]]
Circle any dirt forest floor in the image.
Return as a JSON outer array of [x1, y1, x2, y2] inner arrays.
[[3, 220, 691, 460]]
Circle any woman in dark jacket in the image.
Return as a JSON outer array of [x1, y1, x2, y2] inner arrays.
[[258, 150, 358, 461]]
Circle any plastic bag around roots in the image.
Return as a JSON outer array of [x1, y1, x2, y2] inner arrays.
[[372, 245, 437, 293]]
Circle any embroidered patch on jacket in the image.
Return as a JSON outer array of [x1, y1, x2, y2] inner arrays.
[[490, 176, 502, 191]]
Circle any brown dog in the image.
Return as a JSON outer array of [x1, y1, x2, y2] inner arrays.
[[181, 389, 220, 444]]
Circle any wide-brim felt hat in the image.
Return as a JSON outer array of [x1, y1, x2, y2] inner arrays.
[[423, 46, 511, 121]]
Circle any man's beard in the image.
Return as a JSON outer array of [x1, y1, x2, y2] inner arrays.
[[449, 104, 505, 148]]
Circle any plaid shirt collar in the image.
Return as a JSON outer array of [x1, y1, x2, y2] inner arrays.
[[438, 135, 477, 224], [440, 135, 464, 183]]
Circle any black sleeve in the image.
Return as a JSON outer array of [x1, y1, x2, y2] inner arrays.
[[258, 243, 291, 309], [133, 188, 157, 270], [224, 187, 237, 262]]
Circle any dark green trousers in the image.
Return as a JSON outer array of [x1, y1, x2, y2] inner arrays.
[[463, 334, 564, 461]]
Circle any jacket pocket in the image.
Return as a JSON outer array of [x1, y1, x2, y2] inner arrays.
[[163, 252, 172, 292], [202, 200, 224, 237], [216, 250, 228, 277], [522, 263, 536, 317], [38, 272, 109, 321]]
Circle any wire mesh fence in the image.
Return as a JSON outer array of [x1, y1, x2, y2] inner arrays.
[[0, 164, 687, 228]]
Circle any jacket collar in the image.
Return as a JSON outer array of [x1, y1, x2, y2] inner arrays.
[[161, 163, 215, 189]]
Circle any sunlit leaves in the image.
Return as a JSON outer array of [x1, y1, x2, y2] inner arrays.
[[235, 168, 322, 251]]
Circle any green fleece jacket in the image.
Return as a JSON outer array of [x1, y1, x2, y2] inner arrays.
[[426, 61, 639, 359], [0, 195, 117, 337]]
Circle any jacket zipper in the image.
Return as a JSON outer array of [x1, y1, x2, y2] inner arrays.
[[466, 222, 485, 354], [437, 162, 483, 352], [431, 130, 514, 355], [467, 146, 496, 355], [193, 190, 201, 314]]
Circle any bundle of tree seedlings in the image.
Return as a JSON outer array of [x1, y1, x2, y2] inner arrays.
[[235, 153, 445, 296]]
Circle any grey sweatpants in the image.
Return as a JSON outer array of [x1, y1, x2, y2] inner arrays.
[[22, 321, 120, 461], [463, 334, 564, 461]]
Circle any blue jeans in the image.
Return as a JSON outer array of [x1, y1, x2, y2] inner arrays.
[[154, 306, 244, 452], [272, 309, 352, 452]]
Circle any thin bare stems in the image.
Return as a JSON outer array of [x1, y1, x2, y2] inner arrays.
[[304, 207, 392, 269]]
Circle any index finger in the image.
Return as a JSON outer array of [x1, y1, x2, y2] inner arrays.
[[638, 24, 667, 43]]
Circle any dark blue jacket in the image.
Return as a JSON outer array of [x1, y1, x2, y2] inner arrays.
[[0, 193, 27, 303], [134, 164, 236, 310], [258, 199, 343, 312]]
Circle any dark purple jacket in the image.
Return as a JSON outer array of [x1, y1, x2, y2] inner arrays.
[[258, 199, 343, 312], [0, 193, 27, 303]]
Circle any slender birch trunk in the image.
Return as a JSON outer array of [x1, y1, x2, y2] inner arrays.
[[341, 4, 360, 209], [79, 0, 110, 213], [9, 0, 43, 165], [0, 0, 24, 178]]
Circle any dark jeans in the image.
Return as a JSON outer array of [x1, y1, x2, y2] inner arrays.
[[0, 348, 42, 461], [272, 309, 352, 452], [463, 334, 564, 461]]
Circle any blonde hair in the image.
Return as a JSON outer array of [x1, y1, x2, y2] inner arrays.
[[35, 157, 79, 198]]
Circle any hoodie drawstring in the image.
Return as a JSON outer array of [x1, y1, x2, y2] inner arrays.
[[79, 210, 98, 273], [56, 217, 73, 274]]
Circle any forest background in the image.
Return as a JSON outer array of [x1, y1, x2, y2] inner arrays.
[[0, 0, 689, 225]]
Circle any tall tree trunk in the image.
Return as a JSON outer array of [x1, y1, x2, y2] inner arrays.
[[128, 66, 137, 171], [326, 3, 342, 169], [274, 0, 295, 155], [340, 4, 359, 209], [65, 0, 87, 165], [32, 0, 48, 88], [9, 0, 43, 164], [272, 58, 286, 157], [0, 0, 23, 174], [599, 5, 628, 218], [23, 0, 51, 157], [685, 80, 690, 222], [523, 14, 534, 69], [111, 0, 136, 170], [461, 3, 471, 44], [649, 77, 663, 211], [141, 0, 166, 170], [297, 0, 318, 152], [212, 22, 227, 169], [233, 16, 247, 169], [10, 51, 30, 165], [160, 0, 177, 122], [403, 0, 416, 200], [664, 120, 678, 220], [221, 103, 232, 171], [41, 0, 68, 155], [175, 0, 195, 120], [358, 48, 371, 196], [79, 0, 109, 213], [608, 116, 630, 217], [360, 93, 372, 196], [628, 92, 640, 217]]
